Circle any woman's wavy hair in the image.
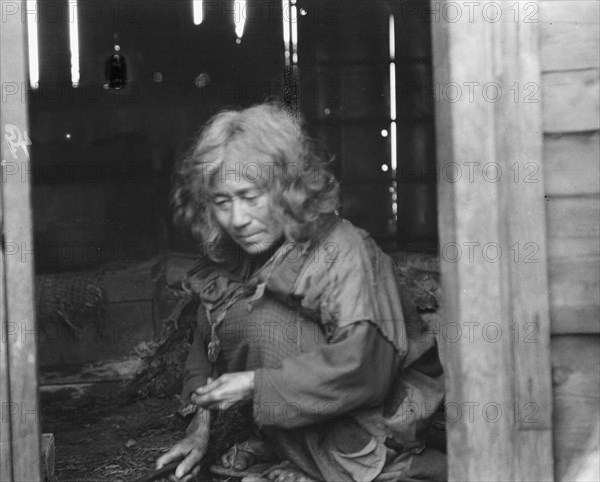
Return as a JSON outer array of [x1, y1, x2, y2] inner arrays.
[[171, 102, 340, 258]]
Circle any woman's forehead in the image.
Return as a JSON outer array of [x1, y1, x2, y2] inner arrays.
[[210, 156, 272, 193]]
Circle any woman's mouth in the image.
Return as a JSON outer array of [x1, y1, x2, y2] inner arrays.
[[237, 233, 259, 243]]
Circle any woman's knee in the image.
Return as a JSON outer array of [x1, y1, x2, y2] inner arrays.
[[221, 296, 324, 367]]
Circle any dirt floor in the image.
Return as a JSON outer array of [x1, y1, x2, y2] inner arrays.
[[41, 384, 237, 482], [38, 257, 445, 481], [41, 383, 446, 482]]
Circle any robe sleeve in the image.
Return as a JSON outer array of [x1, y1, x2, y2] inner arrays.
[[289, 220, 410, 357], [181, 325, 213, 404], [253, 321, 401, 429]]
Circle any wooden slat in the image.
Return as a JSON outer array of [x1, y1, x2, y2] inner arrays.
[[0, 2, 42, 480], [550, 303, 600, 335], [562, 420, 600, 481], [516, 430, 554, 482], [542, 69, 600, 133], [0, 213, 13, 482], [431, 2, 553, 480], [547, 196, 600, 245], [549, 258, 600, 334], [432, 8, 514, 478], [546, 196, 600, 334], [544, 132, 600, 196], [551, 335, 600, 480], [540, 0, 600, 72], [499, 12, 553, 479]]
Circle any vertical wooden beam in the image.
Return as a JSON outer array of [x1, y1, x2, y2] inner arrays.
[[431, 1, 553, 480], [1, 211, 13, 482], [497, 8, 554, 481], [0, 1, 42, 480], [432, 7, 516, 477]]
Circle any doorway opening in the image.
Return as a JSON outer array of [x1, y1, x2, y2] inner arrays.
[[21, 1, 443, 479]]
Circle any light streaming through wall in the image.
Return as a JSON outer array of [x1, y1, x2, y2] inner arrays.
[[281, 0, 299, 66], [389, 14, 398, 219], [69, 0, 80, 87], [389, 13, 397, 172], [290, 2, 298, 64], [26, 0, 39, 89], [234, 0, 246, 39], [282, 0, 291, 65], [193, 0, 203, 25]]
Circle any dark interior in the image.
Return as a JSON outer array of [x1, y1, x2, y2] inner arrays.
[[30, 1, 441, 479], [29, 0, 437, 275]]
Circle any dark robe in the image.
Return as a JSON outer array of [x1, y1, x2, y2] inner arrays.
[[180, 215, 446, 481]]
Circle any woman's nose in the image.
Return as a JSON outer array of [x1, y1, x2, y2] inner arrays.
[[230, 199, 250, 228]]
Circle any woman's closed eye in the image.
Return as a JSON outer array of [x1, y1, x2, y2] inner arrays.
[[212, 196, 232, 209], [241, 192, 260, 204], [211, 190, 263, 209]]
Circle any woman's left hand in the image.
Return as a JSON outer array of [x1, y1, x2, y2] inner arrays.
[[191, 372, 255, 410]]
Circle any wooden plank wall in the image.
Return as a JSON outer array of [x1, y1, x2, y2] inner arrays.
[[540, 1, 600, 479]]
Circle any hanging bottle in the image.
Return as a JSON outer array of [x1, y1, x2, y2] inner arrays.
[[105, 44, 127, 89]]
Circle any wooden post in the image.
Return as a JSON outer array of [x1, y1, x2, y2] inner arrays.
[[1, 205, 12, 482], [0, 1, 42, 480], [431, 1, 553, 480]]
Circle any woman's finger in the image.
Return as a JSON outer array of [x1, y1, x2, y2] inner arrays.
[[180, 464, 202, 482], [197, 399, 229, 411], [174, 449, 202, 480], [193, 377, 223, 395], [191, 388, 222, 406], [156, 446, 183, 469]]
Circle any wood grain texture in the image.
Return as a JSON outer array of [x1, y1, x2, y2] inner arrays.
[[546, 196, 600, 334], [548, 258, 600, 334], [516, 430, 554, 482], [0, 208, 13, 482], [432, 7, 515, 479], [562, 419, 600, 482], [542, 69, 600, 133], [495, 4, 554, 430], [540, 0, 600, 72], [432, 2, 553, 479], [0, 2, 42, 480], [551, 335, 600, 480], [498, 14, 554, 479], [543, 132, 600, 196], [547, 196, 600, 247]]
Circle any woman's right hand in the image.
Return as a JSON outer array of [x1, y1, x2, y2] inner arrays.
[[156, 433, 208, 482]]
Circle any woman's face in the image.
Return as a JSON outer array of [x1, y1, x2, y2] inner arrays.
[[209, 155, 284, 255]]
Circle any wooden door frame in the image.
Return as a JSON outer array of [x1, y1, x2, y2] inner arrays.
[[0, 1, 558, 480], [1, 1, 42, 480], [430, 1, 553, 480]]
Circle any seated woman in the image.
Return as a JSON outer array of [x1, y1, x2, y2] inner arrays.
[[157, 103, 446, 482]]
